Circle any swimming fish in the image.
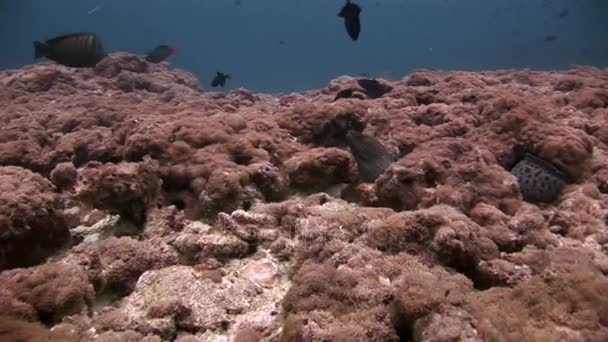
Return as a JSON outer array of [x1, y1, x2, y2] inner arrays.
[[333, 89, 366, 101], [357, 78, 393, 98], [338, 0, 362, 41], [510, 153, 570, 203], [334, 89, 354, 101], [145, 45, 177, 63], [345, 130, 394, 183], [544, 35, 558, 42], [211, 72, 230, 88], [34, 32, 107, 68], [558, 9, 569, 18]]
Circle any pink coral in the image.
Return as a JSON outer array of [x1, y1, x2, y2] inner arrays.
[[0, 56, 607, 341], [0, 166, 69, 270]]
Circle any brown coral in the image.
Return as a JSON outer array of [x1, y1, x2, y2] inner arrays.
[[0, 262, 94, 325], [70, 237, 178, 295], [0, 166, 69, 270], [76, 161, 161, 225], [0, 316, 77, 342], [0, 55, 607, 341], [285, 147, 355, 190]]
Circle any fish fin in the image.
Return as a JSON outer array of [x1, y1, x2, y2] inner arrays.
[[33, 41, 48, 59]]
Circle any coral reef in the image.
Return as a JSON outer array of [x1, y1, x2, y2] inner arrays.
[[0, 54, 607, 341], [0, 166, 69, 270]]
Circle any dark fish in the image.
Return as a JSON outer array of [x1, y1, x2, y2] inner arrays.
[[558, 9, 569, 18], [211, 72, 230, 88], [345, 130, 393, 183], [338, 0, 362, 41], [145, 45, 176, 63], [357, 78, 393, 98], [544, 35, 558, 42], [33, 32, 107, 68], [332, 89, 366, 101], [333, 89, 354, 101], [510, 153, 570, 203]]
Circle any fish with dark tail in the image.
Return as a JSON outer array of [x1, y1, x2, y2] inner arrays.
[[338, 0, 362, 41], [544, 35, 558, 42], [357, 78, 393, 98], [345, 130, 394, 182], [34, 32, 107, 67], [334, 89, 354, 101], [145, 45, 177, 63], [333, 88, 366, 101], [211, 72, 230, 88]]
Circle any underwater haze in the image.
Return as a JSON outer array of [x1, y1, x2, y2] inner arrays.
[[0, 0, 607, 93]]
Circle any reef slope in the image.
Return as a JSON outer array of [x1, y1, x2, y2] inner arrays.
[[0, 54, 607, 341]]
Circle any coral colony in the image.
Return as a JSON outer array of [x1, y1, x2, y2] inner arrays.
[[0, 52, 607, 341]]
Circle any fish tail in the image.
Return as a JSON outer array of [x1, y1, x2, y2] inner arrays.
[[33, 41, 48, 59]]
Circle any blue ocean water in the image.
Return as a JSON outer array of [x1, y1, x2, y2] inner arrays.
[[0, 0, 606, 93]]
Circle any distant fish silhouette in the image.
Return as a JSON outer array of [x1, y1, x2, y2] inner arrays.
[[357, 78, 392, 98], [544, 35, 558, 42], [334, 89, 354, 101], [211, 72, 230, 88], [145, 45, 176, 63], [338, 0, 361, 41], [332, 88, 366, 102], [558, 9, 569, 18]]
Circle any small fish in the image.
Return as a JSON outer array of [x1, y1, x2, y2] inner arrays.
[[544, 35, 558, 42], [333, 89, 366, 102], [333, 89, 354, 101], [211, 72, 230, 88], [345, 130, 394, 183], [338, 0, 362, 41], [510, 153, 570, 203], [145, 45, 177, 63], [34, 32, 107, 68], [558, 9, 569, 18], [87, 4, 102, 15], [357, 78, 393, 99]]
